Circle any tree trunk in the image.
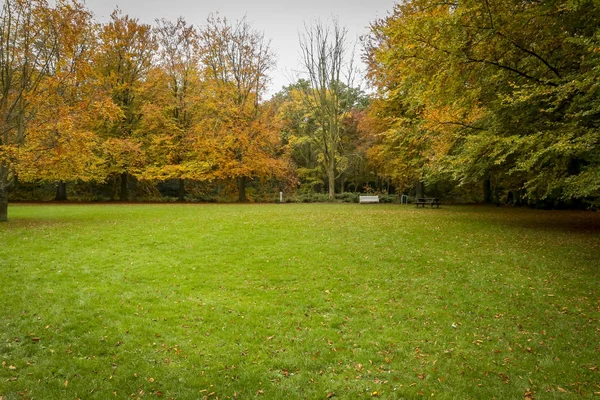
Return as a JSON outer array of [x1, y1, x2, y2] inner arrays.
[[0, 163, 11, 222], [0, 188, 7, 222], [55, 181, 67, 201], [415, 180, 424, 199], [327, 160, 335, 200], [120, 172, 129, 201], [483, 178, 492, 204], [178, 178, 185, 202], [237, 176, 248, 202]]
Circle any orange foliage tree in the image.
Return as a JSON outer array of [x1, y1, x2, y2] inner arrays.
[[197, 15, 287, 202], [135, 18, 210, 200], [95, 9, 156, 200], [0, 0, 117, 220], [17, 1, 119, 200]]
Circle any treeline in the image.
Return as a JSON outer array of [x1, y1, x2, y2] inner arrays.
[[364, 0, 600, 209], [2, 0, 599, 221]]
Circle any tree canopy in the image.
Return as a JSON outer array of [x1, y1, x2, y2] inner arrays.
[[365, 0, 600, 205], [1, 0, 599, 221]]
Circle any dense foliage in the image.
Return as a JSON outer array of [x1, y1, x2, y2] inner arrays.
[[1, 0, 599, 219], [365, 0, 600, 207]]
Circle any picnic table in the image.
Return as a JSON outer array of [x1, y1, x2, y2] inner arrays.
[[415, 197, 441, 208]]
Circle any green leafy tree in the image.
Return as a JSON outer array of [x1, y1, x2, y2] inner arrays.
[[276, 79, 369, 195], [298, 20, 360, 199], [366, 0, 600, 205]]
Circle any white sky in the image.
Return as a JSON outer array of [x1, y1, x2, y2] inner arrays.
[[82, 0, 396, 97]]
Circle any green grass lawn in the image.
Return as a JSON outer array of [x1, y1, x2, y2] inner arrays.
[[0, 204, 599, 399]]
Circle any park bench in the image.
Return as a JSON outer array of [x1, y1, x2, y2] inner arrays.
[[415, 197, 441, 208], [359, 195, 380, 204]]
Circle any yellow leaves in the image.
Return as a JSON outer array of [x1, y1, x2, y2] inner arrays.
[[102, 137, 146, 175]]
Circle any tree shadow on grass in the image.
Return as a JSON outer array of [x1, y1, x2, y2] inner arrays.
[[491, 209, 600, 234]]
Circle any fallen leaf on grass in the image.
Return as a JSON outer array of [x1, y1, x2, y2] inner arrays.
[[8, 365, 16, 370], [64, 380, 68, 387], [557, 387, 567, 393], [326, 392, 335, 398]]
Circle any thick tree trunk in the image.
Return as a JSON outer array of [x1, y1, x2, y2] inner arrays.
[[0, 163, 11, 222], [55, 181, 67, 201], [178, 178, 185, 202], [120, 172, 129, 201], [415, 180, 424, 199], [237, 176, 247, 202], [483, 178, 492, 204], [0, 188, 7, 222]]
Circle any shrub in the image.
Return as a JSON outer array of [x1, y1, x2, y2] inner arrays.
[[335, 192, 359, 203]]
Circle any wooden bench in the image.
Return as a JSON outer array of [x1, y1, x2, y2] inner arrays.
[[359, 195, 380, 204], [415, 197, 441, 208]]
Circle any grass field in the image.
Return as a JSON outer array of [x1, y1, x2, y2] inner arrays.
[[0, 203, 599, 399]]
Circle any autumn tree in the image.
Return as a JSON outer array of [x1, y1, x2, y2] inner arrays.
[[17, 1, 118, 201], [198, 15, 284, 202], [0, 0, 62, 221], [298, 19, 358, 199], [96, 9, 155, 201], [366, 0, 600, 206], [136, 17, 205, 200]]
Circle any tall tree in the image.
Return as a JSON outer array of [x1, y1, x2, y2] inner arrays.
[[366, 0, 600, 205], [275, 79, 368, 194], [298, 19, 358, 199], [17, 1, 118, 200], [0, 0, 60, 221], [198, 15, 283, 202], [137, 17, 204, 200], [96, 9, 155, 201]]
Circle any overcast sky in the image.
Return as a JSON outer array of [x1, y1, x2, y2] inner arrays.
[[82, 0, 396, 97]]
